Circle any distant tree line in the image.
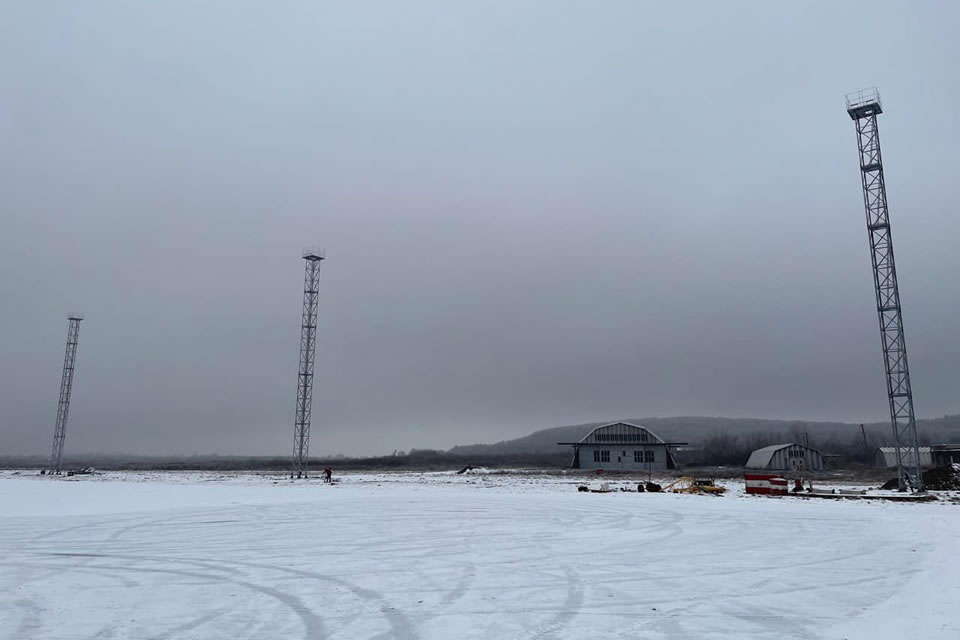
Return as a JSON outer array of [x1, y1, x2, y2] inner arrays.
[[6, 419, 960, 472], [0, 449, 571, 472], [685, 423, 960, 467]]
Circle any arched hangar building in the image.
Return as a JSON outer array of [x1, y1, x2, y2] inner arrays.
[[559, 422, 681, 471], [745, 443, 825, 472], [874, 446, 932, 469]]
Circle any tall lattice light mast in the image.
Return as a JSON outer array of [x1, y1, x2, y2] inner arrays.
[[846, 88, 923, 491], [292, 249, 325, 479], [49, 315, 83, 475]]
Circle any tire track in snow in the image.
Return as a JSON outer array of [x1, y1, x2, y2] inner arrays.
[[218, 558, 419, 640], [35, 550, 418, 640], [439, 565, 476, 607], [147, 608, 230, 640], [22, 497, 413, 639], [526, 565, 585, 640], [31, 513, 153, 542], [5, 560, 327, 640], [8, 597, 44, 640], [7, 513, 167, 588]]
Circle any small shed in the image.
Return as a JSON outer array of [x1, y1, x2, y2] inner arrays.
[[874, 447, 932, 469], [745, 443, 825, 472], [930, 445, 960, 468]]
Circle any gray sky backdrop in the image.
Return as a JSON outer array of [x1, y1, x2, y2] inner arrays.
[[2, 1, 958, 456]]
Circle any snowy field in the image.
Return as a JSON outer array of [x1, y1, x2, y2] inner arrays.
[[1, 470, 958, 640]]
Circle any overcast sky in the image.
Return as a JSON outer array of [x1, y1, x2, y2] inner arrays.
[[1, 1, 958, 457]]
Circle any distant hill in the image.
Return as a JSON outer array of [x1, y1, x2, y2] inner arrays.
[[448, 415, 960, 457], [6, 416, 960, 472]]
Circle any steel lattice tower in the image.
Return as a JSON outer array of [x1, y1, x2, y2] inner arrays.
[[49, 315, 83, 475], [846, 88, 923, 491], [292, 249, 325, 479]]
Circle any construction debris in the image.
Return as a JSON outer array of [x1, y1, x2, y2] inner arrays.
[[573, 478, 724, 496], [922, 464, 960, 490], [66, 467, 96, 477], [797, 490, 937, 502], [663, 477, 725, 496], [591, 482, 615, 493], [880, 464, 960, 491]]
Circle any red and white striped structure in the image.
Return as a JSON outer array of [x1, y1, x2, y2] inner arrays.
[[745, 473, 788, 496]]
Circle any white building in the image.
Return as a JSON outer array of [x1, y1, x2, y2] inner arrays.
[[560, 422, 678, 471], [874, 446, 932, 469], [745, 443, 825, 472]]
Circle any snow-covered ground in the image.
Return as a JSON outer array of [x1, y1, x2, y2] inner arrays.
[[1, 470, 957, 639]]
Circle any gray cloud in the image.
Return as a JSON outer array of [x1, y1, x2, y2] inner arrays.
[[2, 1, 958, 456]]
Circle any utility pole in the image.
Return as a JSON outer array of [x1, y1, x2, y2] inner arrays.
[[49, 316, 83, 475], [846, 88, 923, 491], [292, 249, 325, 479]]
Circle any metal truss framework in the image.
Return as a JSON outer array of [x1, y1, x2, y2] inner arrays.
[[292, 250, 325, 478], [847, 89, 923, 491], [49, 316, 82, 474]]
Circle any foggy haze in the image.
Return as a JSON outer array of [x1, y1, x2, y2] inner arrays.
[[2, 2, 959, 457]]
